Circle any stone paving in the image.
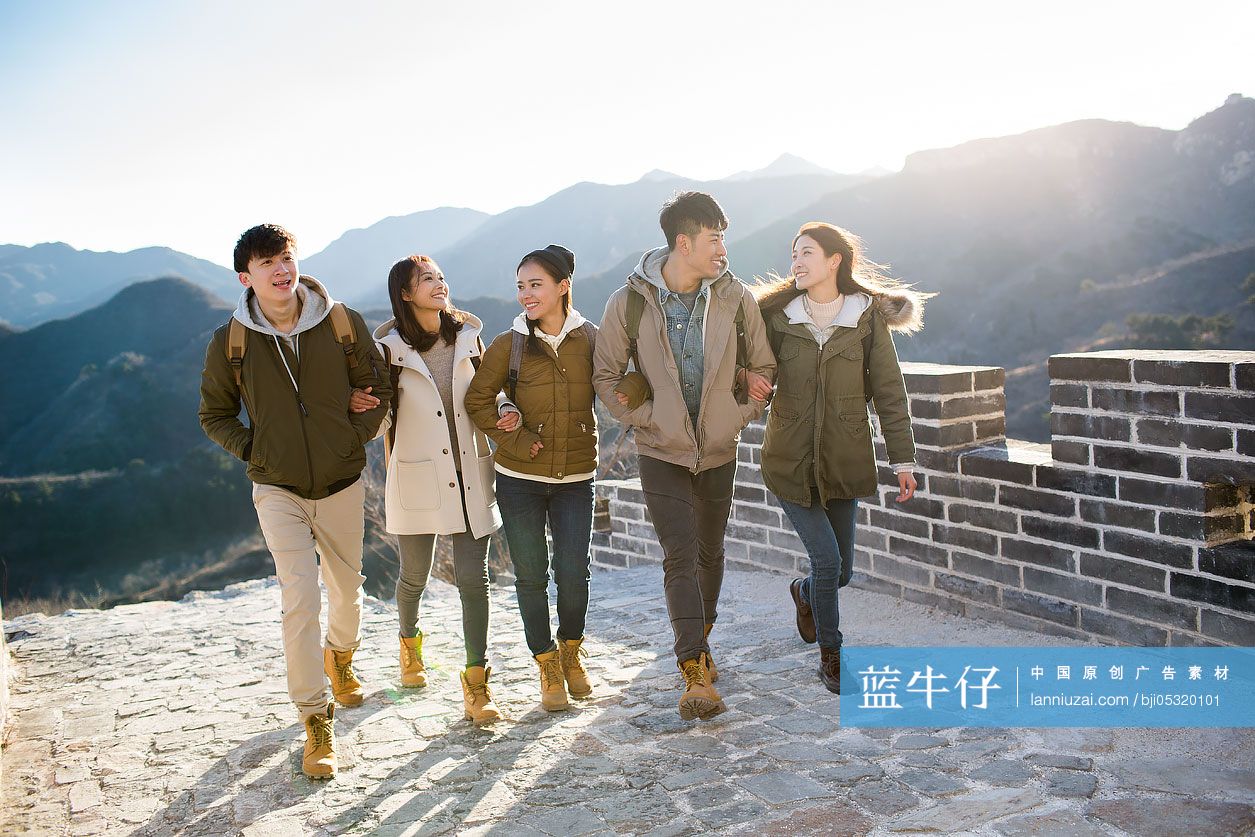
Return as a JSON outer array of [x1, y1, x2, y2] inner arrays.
[[2, 566, 1253, 836]]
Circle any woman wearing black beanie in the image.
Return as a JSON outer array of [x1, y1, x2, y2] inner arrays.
[[466, 244, 601, 712]]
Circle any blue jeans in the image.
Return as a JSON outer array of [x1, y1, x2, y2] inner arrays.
[[495, 472, 594, 657], [778, 493, 858, 649]]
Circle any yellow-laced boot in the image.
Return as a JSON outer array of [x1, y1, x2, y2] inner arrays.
[[704, 623, 719, 682], [461, 665, 502, 726], [399, 635, 427, 688], [302, 704, 336, 780], [557, 638, 592, 699], [534, 650, 570, 712], [324, 647, 365, 707], [678, 653, 726, 720]]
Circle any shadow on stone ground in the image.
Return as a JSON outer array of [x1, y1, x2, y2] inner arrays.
[[3, 566, 1253, 835]]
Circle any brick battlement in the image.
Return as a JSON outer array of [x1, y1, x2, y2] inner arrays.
[[592, 350, 1255, 647]]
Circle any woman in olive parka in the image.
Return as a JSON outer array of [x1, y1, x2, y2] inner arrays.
[[755, 222, 930, 694]]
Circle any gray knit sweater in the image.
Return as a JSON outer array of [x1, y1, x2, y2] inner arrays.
[[420, 338, 460, 469]]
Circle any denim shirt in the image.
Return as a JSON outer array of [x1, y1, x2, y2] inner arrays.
[[657, 285, 707, 430]]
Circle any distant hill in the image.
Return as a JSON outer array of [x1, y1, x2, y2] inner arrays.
[[348, 169, 869, 308], [0, 243, 237, 328], [301, 207, 490, 300], [0, 278, 259, 601], [724, 95, 1255, 440], [0, 277, 231, 474], [724, 153, 838, 181]]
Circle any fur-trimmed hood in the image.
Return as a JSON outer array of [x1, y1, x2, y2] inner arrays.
[[754, 279, 927, 333]]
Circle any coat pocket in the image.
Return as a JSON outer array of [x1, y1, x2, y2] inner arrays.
[[396, 459, 440, 511], [477, 453, 496, 502], [839, 412, 871, 436]]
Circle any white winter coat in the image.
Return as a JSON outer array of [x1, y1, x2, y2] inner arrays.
[[373, 315, 503, 538]]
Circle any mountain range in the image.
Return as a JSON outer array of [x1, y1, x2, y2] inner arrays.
[[2, 98, 1253, 601], [0, 243, 237, 329]]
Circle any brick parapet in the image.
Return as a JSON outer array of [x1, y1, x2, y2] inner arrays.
[[592, 350, 1254, 647]]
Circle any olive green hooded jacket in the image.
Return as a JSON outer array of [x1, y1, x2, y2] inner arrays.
[[198, 275, 392, 500], [760, 287, 921, 506]]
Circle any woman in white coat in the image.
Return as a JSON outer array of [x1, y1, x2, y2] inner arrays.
[[367, 254, 517, 725]]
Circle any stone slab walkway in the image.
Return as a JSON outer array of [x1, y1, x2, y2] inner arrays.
[[3, 566, 1253, 836]]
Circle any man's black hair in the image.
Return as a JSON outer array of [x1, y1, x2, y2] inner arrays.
[[659, 191, 728, 250], [234, 224, 298, 274]]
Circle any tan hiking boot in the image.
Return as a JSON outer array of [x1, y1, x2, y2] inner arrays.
[[704, 623, 719, 683], [678, 653, 726, 720], [461, 665, 502, 725], [399, 635, 427, 688], [557, 638, 592, 699], [302, 704, 336, 780], [324, 648, 366, 707], [534, 650, 570, 712]]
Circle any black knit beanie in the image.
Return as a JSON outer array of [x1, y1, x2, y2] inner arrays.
[[518, 244, 575, 281]]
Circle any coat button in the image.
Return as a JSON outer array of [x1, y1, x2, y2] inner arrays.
[[449, 482, 456, 488], [557, 472, 563, 478], [443, 449, 449, 455], [436, 410, 442, 416]]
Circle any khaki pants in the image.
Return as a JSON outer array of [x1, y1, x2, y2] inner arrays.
[[253, 479, 366, 719]]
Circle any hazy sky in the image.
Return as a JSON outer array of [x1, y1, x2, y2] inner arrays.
[[1, 0, 1252, 267]]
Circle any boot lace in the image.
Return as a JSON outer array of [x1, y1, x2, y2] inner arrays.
[[308, 713, 333, 749], [821, 650, 840, 679], [465, 676, 491, 702], [332, 657, 356, 688], [403, 643, 423, 669], [539, 655, 564, 689], [680, 658, 708, 689], [559, 643, 588, 675]]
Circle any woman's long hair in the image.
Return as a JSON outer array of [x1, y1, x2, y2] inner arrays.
[[387, 255, 466, 351], [517, 253, 573, 354], [752, 222, 912, 317]]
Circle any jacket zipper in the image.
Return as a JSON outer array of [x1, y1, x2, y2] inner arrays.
[[811, 333, 824, 501], [295, 335, 315, 492]]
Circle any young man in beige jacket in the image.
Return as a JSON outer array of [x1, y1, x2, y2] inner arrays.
[[592, 192, 775, 719]]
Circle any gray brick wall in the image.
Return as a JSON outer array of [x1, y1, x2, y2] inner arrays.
[[592, 350, 1254, 647]]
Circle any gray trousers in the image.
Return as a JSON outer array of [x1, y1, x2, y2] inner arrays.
[[638, 455, 736, 665], [395, 480, 491, 668]]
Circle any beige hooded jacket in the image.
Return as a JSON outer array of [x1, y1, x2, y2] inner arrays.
[[592, 248, 776, 473]]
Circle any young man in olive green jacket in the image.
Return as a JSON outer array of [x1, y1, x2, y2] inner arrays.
[[198, 224, 391, 779], [592, 192, 775, 720]]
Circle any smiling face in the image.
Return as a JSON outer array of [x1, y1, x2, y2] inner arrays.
[[677, 226, 728, 281], [791, 234, 841, 295], [239, 247, 299, 306], [401, 261, 449, 313], [516, 260, 570, 322]]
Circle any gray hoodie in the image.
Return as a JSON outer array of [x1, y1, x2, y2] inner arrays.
[[234, 274, 332, 358]]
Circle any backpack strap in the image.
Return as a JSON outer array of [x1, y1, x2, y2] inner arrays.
[[578, 321, 598, 358], [226, 318, 247, 388], [380, 342, 400, 467], [624, 287, 646, 374], [327, 302, 358, 370], [733, 297, 747, 371], [507, 331, 527, 403]]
